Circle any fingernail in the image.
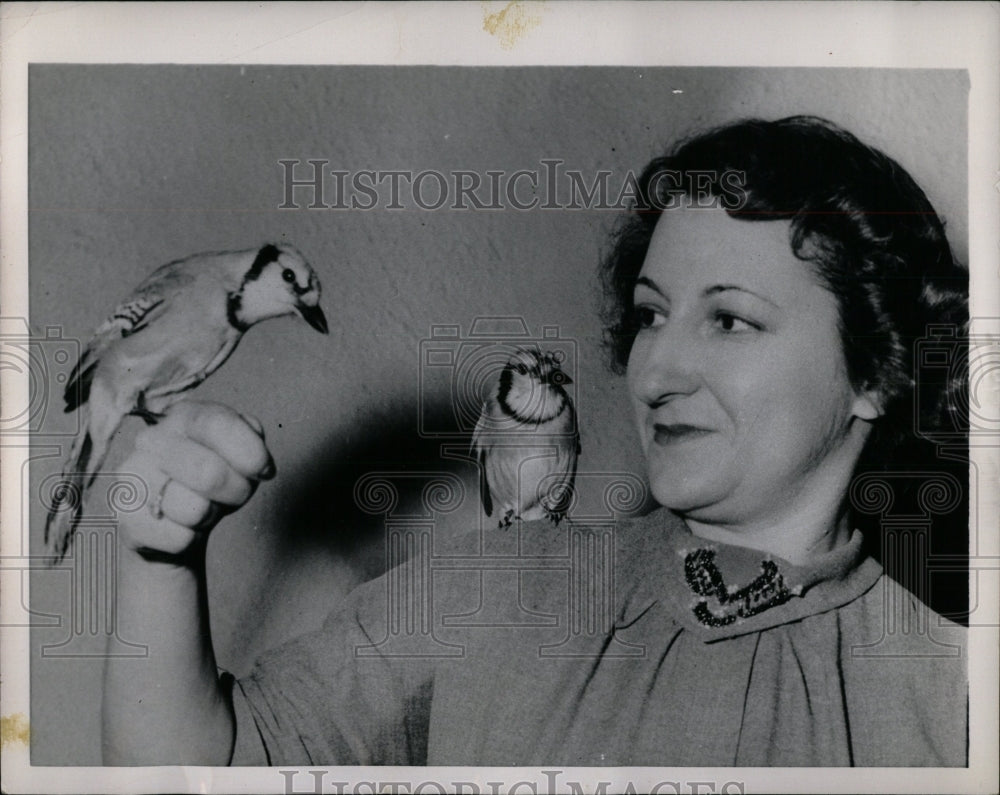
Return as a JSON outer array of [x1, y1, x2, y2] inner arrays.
[[260, 459, 276, 480]]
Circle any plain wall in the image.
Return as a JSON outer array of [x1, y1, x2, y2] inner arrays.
[[28, 66, 968, 764]]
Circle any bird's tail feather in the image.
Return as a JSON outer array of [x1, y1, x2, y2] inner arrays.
[[44, 430, 95, 566]]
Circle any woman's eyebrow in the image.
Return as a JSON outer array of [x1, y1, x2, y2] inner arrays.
[[704, 284, 779, 308], [634, 276, 665, 296]]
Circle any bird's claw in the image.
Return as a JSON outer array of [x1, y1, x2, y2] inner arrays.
[[129, 407, 165, 426], [543, 506, 566, 526], [130, 392, 165, 425], [498, 509, 515, 531]]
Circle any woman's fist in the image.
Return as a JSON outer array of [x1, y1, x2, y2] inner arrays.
[[117, 400, 274, 561]]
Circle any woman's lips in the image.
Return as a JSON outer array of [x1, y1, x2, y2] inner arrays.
[[652, 423, 714, 445]]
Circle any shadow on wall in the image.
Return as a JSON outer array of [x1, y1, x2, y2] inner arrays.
[[274, 398, 481, 583]]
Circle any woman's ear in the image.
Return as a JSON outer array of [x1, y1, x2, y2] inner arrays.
[[851, 385, 883, 422]]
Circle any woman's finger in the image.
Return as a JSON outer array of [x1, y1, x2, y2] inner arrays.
[[237, 410, 265, 438], [134, 430, 254, 506], [146, 467, 219, 529], [117, 454, 206, 556], [160, 400, 274, 481]]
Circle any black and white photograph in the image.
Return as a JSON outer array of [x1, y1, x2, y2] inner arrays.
[[2, 3, 998, 794]]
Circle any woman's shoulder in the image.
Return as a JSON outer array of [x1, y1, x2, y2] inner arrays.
[[836, 572, 967, 765], [846, 571, 968, 652], [838, 571, 967, 728], [516, 507, 686, 555], [333, 509, 684, 637]]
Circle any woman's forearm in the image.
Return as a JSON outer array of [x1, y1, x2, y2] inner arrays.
[[101, 543, 234, 766]]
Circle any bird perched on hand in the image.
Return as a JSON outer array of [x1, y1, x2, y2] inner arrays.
[[44, 243, 328, 564], [471, 348, 581, 529]]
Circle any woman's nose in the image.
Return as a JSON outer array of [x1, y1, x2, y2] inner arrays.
[[626, 325, 701, 407]]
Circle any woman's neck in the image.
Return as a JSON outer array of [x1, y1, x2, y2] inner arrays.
[[682, 485, 854, 566]]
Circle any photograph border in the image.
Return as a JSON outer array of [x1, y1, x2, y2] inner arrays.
[[2, 2, 998, 793]]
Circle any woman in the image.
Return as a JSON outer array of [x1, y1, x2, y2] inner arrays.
[[102, 116, 968, 767]]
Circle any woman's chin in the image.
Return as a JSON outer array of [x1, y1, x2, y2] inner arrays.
[[647, 476, 728, 517]]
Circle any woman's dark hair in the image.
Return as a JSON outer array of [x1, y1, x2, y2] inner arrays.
[[601, 115, 969, 462]]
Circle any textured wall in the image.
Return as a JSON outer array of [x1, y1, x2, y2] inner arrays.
[[28, 66, 967, 764]]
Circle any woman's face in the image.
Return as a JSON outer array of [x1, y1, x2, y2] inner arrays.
[[627, 206, 878, 528]]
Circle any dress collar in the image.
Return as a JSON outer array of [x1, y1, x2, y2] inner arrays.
[[616, 509, 884, 642]]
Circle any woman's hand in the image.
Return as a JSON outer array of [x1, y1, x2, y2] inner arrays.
[[118, 400, 275, 562]]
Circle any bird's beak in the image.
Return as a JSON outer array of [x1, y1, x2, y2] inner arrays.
[[298, 303, 329, 334], [560, 372, 573, 385]]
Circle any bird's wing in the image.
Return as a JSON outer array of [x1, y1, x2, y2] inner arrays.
[[143, 332, 241, 404], [99, 260, 201, 338], [471, 404, 494, 517], [63, 266, 197, 411]]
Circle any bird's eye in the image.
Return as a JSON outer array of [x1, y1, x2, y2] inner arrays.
[[550, 371, 565, 385], [282, 268, 296, 283]]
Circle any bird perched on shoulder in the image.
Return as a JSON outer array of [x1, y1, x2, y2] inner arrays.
[[471, 348, 580, 529], [44, 243, 328, 564]]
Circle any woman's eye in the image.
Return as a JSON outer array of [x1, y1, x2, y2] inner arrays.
[[635, 306, 665, 329], [714, 312, 757, 333]]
